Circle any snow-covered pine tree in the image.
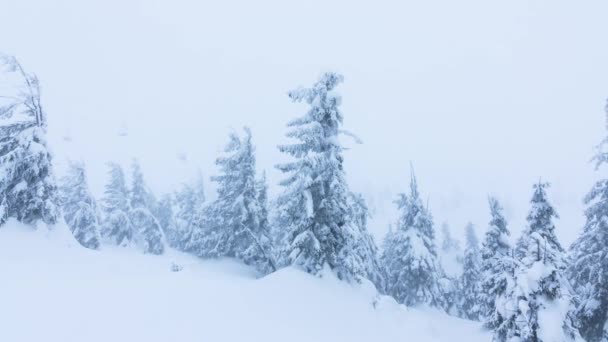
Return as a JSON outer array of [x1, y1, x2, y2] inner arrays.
[[569, 103, 608, 342], [100, 163, 132, 246], [0, 54, 60, 227], [382, 171, 444, 308], [458, 222, 482, 321], [481, 197, 514, 329], [275, 72, 371, 282], [155, 193, 176, 244], [442, 223, 462, 254], [493, 182, 578, 342], [59, 161, 101, 249], [173, 177, 205, 252], [191, 128, 275, 274], [349, 192, 386, 291], [129, 160, 164, 254]]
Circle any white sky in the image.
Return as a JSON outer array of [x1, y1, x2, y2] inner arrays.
[[2, 0, 608, 245]]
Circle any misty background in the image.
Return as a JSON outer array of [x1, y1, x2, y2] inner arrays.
[[2, 0, 607, 245]]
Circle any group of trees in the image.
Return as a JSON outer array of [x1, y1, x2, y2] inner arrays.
[[3, 55, 608, 341]]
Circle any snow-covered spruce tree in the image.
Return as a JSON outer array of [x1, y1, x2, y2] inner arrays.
[[0, 54, 60, 227], [129, 160, 164, 255], [481, 197, 514, 329], [349, 192, 386, 291], [190, 128, 275, 274], [569, 104, 608, 342], [155, 193, 176, 244], [59, 161, 101, 249], [275, 72, 374, 282], [382, 172, 444, 308], [442, 223, 462, 255], [494, 183, 578, 342], [100, 163, 132, 246], [458, 222, 482, 321], [173, 176, 206, 252]]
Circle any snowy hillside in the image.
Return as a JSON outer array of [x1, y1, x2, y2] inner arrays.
[[0, 222, 488, 342]]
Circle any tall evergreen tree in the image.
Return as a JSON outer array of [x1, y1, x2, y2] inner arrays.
[[481, 197, 514, 328], [0, 54, 59, 227], [382, 172, 444, 308], [458, 222, 482, 321], [569, 104, 608, 342], [129, 160, 164, 254], [59, 161, 101, 249], [101, 163, 132, 246], [190, 128, 275, 274], [275, 72, 371, 282], [493, 183, 577, 342]]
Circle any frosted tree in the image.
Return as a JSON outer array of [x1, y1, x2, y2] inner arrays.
[[129, 160, 164, 254], [275, 72, 373, 282], [0, 54, 60, 227], [101, 163, 132, 246], [155, 193, 175, 244], [191, 128, 275, 273], [349, 192, 386, 291], [569, 103, 608, 342], [481, 197, 514, 328], [493, 183, 578, 342], [173, 178, 205, 252], [458, 222, 482, 321], [442, 223, 461, 254], [59, 161, 101, 249], [382, 172, 444, 308]]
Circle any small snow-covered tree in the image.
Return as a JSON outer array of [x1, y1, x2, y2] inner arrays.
[[59, 161, 101, 249], [275, 72, 371, 282], [129, 160, 164, 255], [191, 128, 275, 273], [493, 183, 578, 342], [458, 222, 482, 321], [481, 197, 514, 328], [442, 223, 461, 254], [173, 178, 205, 252], [0, 54, 59, 227], [382, 172, 444, 308], [155, 193, 175, 243], [101, 163, 132, 246], [569, 104, 608, 342], [349, 192, 386, 291]]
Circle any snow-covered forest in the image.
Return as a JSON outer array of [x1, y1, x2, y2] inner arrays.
[[2, 1, 608, 341]]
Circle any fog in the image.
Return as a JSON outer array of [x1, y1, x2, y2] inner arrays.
[[2, 0, 608, 244]]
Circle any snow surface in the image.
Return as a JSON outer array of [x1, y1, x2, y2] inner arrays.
[[0, 222, 490, 342]]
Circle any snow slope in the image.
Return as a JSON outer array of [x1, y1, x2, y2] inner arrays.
[[0, 222, 489, 342]]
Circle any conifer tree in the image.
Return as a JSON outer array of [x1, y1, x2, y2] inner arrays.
[[155, 193, 175, 244], [458, 222, 482, 321], [382, 172, 444, 307], [129, 160, 164, 254], [191, 128, 275, 273], [101, 163, 132, 246], [173, 177, 205, 252], [275, 72, 372, 282], [0, 54, 59, 227], [59, 161, 101, 249], [493, 183, 577, 342], [569, 104, 608, 342], [481, 197, 513, 328], [349, 192, 386, 291]]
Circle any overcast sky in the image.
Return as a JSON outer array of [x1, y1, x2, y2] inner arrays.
[[2, 0, 608, 244]]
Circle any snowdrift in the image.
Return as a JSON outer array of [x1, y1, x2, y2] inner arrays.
[[0, 223, 489, 342]]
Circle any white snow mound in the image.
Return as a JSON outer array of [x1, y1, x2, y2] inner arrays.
[[0, 222, 490, 342]]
